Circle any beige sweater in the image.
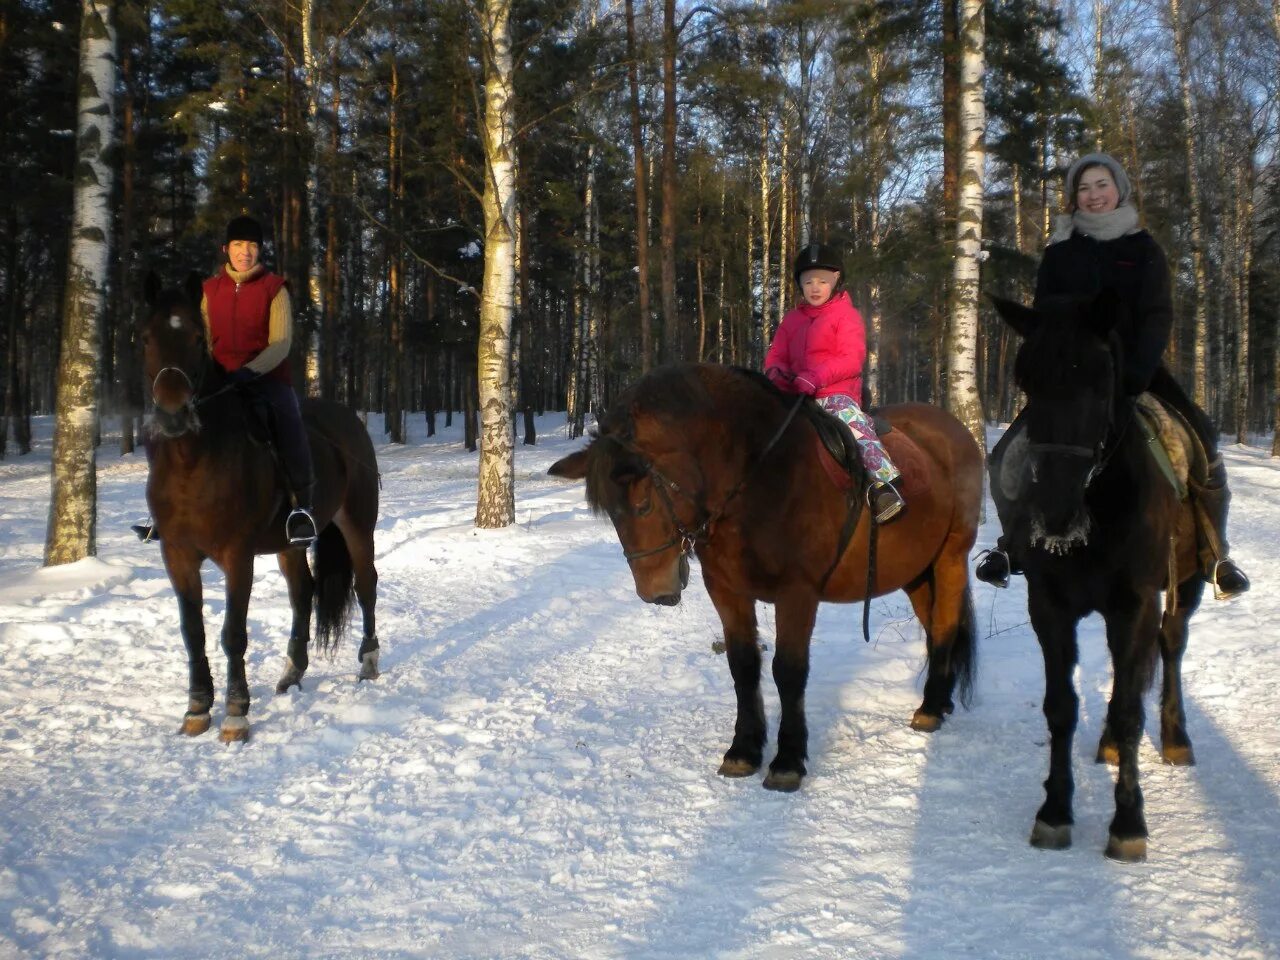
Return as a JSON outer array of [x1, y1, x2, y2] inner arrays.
[[200, 265, 294, 375]]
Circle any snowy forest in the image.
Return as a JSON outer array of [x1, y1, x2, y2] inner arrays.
[[3, 0, 1280, 550]]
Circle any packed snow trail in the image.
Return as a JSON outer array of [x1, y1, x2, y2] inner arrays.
[[1, 416, 1277, 959]]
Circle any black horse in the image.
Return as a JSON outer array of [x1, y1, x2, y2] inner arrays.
[[992, 294, 1204, 862]]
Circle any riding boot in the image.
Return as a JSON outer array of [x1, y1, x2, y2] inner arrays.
[[975, 536, 1023, 588], [131, 522, 160, 543], [1190, 457, 1250, 600], [285, 480, 318, 545], [868, 479, 906, 524]]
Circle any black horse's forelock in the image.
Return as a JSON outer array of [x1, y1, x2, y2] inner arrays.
[[1014, 312, 1113, 399]]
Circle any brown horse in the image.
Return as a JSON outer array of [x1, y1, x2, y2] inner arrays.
[[142, 273, 380, 742], [549, 364, 983, 791]]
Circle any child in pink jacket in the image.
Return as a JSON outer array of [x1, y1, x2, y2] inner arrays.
[[764, 242, 904, 523]]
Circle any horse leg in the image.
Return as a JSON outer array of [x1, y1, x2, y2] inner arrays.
[[764, 587, 818, 792], [903, 575, 942, 731], [1101, 596, 1161, 862], [218, 554, 255, 743], [706, 579, 765, 778], [163, 543, 212, 736], [336, 513, 380, 681], [913, 547, 977, 731], [274, 548, 315, 693], [1158, 576, 1205, 766], [1028, 589, 1080, 851]]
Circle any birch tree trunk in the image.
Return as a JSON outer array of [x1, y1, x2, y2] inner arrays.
[[946, 0, 986, 454], [300, 0, 325, 395], [1168, 0, 1209, 408], [47, 0, 116, 566], [475, 0, 517, 528]]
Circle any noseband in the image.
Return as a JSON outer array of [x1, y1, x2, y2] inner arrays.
[[151, 365, 197, 406]]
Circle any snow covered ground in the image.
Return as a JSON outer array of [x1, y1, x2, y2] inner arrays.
[[1, 413, 1277, 960]]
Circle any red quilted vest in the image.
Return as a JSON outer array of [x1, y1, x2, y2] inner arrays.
[[203, 267, 291, 384]]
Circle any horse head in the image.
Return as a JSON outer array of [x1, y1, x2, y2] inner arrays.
[[141, 271, 209, 438], [994, 292, 1127, 552]]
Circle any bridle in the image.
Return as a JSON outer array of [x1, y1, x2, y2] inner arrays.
[[1024, 354, 1131, 492], [614, 393, 806, 564]]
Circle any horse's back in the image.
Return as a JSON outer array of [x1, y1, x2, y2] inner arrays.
[[880, 403, 984, 515]]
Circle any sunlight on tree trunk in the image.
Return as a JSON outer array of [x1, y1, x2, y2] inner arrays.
[[46, 0, 116, 567], [475, 0, 517, 528]]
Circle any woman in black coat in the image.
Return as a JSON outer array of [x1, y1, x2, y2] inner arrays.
[[978, 152, 1249, 598]]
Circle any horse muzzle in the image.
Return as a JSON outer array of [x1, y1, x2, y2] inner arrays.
[[150, 405, 199, 438], [634, 553, 690, 606]]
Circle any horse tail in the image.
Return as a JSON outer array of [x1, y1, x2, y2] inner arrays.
[[313, 523, 356, 658], [952, 583, 978, 710]]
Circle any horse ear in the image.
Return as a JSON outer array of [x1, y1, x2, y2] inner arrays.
[[990, 296, 1040, 338], [184, 271, 205, 309], [549, 448, 589, 480], [143, 271, 161, 306]]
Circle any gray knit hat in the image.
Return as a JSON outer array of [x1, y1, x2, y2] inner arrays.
[[1064, 153, 1132, 210]]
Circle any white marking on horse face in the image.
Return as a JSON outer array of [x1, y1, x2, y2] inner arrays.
[[169, 315, 183, 329]]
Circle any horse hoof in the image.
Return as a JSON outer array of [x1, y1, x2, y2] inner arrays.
[[179, 712, 211, 736], [1030, 820, 1072, 850], [275, 659, 305, 694], [717, 757, 760, 778], [1095, 743, 1120, 766], [1161, 744, 1195, 766], [910, 709, 943, 732], [762, 770, 803, 792], [1105, 835, 1147, 863], [358, 651, 381, 681], [219, 716, 250, 743]]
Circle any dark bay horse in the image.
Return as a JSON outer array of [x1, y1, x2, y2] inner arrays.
[[142, 273, 381, 742], [992, 295, 1204, 862], [549, 364, 983, 791]]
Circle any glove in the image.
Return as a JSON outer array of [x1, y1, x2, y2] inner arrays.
[[793, 374, 817, 396], [228, 367, 257, 384], [765, 366, 791, 389]]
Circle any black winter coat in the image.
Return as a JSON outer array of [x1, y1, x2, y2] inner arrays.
[[1034, 229, 1173, 397]]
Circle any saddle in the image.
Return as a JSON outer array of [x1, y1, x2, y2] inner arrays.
[[807, 401, 894, 490]]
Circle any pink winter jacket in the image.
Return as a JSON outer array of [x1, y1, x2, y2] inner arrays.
[[763, 290, 866, 400]]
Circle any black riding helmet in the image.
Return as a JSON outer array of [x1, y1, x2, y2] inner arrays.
[[225, 215, 265, 246], [793, 242, 844, 287]]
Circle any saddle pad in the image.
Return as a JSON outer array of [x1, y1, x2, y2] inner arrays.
[[882, 429, 932, 502], [1135, 394, 1190, 500]]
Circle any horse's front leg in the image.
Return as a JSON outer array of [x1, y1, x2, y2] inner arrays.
[[218, 553, 255, 743], [705, 577, 766, 778], [274, 548, 314, 693], [764, 586, 818, 792], [163, 543, 212, 735], [1102, 595, 1161, 862], [1028, 587, 1081, 851]]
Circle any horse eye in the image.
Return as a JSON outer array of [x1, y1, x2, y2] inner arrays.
[[634, 496, 653, 517]]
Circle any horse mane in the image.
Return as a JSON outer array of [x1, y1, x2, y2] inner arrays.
[[583, 364, 798, 517]]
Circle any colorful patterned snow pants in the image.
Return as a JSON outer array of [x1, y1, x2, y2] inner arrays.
[[818, 393, 900, 485]]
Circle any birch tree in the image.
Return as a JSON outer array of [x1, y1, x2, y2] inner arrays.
[[46, 0, 116, 566], [947, 0, 986, 453], [475, 0, 517, 528]]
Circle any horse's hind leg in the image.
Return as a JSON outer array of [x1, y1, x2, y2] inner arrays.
[[336, 512, 379, 680], [163, 543, 212, 736], [705, 578, 765, 779], [1158, 576, 1204, 766], [906, 547, 977, 732], [217, 554, 255, 743], [1101, 596, 1161, 862], [904, 575, 942, 730], [275, 548, 315, 693]]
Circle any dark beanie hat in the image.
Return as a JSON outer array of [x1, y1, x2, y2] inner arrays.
[[225, 215, 265, 245]]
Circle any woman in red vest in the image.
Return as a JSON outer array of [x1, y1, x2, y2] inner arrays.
[[135, 216, 316, 544], [203, 215, 316, 543]]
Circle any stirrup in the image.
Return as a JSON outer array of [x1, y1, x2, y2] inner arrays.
[[975, 548, 1011, 589], [132, 522, 159, 543], [867, 481, 905, 524], [1209, 558, 1250, 601], [286, 508, 318, 545]]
